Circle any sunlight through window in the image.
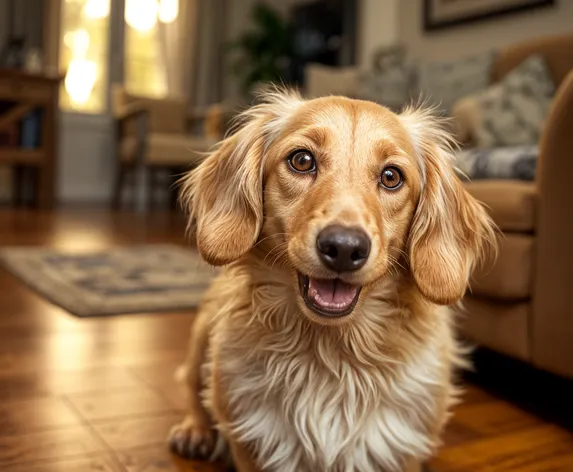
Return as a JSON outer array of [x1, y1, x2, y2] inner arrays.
[[59, 0, 110, 113]]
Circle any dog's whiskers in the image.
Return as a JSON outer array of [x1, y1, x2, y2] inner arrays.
[[263, 241, 290, 267], [253, 232, 289, 249]]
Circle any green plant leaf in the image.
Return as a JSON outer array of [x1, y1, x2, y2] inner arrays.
[[226, 2, 295, 93]]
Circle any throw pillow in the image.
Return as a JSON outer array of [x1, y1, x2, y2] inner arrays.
[[452, 55, 555, 148], [371, 44, 407, 74], [417, 50, 496, 114], [358, 44, 417, 110], [358, 66, 416, 111]]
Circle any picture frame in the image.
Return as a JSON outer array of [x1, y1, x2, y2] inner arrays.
[[423, 0, 556, 31]]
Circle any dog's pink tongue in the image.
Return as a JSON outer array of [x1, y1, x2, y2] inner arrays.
[[308, 278, 358, 310]]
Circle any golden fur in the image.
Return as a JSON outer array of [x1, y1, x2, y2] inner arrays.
[[168, 89, 496, 472]]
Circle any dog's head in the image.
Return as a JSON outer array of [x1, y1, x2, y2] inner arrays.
[[182, 89, 496, 325]]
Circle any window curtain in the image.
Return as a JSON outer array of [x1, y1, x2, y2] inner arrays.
[[157, 0, 199, 99], [189, 0, 227, 108], [156, 0, 227, 108]]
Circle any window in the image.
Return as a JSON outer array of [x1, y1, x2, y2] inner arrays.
[[58, 0, 180, 110], [124, 0, 179, 98], [59, 0, 111, 113]]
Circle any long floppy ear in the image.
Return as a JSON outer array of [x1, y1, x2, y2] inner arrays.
[[180, 89, 302, 266], [400, 107, 497, 305]]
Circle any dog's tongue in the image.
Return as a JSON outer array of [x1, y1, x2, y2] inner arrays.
[[308, 278, 358, 310]]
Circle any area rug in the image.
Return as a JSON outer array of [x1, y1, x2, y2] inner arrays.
[[0, 245, 217, 317]]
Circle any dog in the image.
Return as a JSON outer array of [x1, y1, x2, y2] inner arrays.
[[168, 88, 496, 472]]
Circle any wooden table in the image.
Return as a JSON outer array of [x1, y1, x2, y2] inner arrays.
[[0, 69, 62, 208]]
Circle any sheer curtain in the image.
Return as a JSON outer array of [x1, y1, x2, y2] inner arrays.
[[123, 0, 226, 108], [188, 0, 227, 108], [123, 0, 199, 100], [157, 0, 199, 98]]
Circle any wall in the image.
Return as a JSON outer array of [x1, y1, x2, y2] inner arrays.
[[397, 0, 573, 61], [58, 114, 114, 202], [223, 0, 264, 102], [358, 0, 398, 67], [222, 0, 399, 101]]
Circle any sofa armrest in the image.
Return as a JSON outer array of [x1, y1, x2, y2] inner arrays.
[[532, 70, 573, 379]]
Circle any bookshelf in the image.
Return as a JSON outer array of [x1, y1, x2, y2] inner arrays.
[[0, 68, 63, 208]]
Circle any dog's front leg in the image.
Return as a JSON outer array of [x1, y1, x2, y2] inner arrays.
[[207, 350, 261, 471], [168, 309, 218, 460]]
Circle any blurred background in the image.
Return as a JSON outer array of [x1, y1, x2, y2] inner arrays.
[[0, 1, 572, 471], [0, 0, 571, 208]]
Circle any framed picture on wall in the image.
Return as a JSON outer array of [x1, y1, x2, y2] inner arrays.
[[424, 0, 556, 31]]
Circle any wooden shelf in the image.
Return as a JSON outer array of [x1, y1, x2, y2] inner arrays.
[[0, 68, 62, 208], [0, 148, 44, 164]]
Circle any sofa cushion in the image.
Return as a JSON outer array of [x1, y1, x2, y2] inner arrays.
[[417, 50, 495, 114], [465, 180, 536, 232], [455, 145, 537, 181], [457, 297, 530, 360], [471, 234, 534, 300], [452, 55, 555, 148]]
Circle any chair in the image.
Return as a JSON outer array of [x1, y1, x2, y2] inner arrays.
[[111, 85, 229, 210]]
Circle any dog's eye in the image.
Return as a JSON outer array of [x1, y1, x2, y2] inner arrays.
[[288, 151, 316, 174], [380, 166, 403, 189]]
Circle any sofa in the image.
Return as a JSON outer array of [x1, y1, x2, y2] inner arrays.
[[304, 34, 573, 380]]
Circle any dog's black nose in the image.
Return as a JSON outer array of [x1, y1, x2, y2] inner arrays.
[[316, 225, 371, 273]]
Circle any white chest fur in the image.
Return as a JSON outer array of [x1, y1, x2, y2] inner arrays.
[[213, 325, 449, 472]]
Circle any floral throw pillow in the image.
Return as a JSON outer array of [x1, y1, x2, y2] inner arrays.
[[452, 55, 556, 148]]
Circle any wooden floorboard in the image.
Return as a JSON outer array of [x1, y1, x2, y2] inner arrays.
[[0, 208, 571, 472]]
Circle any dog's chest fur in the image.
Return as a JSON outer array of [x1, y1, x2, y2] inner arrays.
[[206, 279, 455, 472]]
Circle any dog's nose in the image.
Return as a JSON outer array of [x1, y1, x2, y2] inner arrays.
[[316, 225, 371, 273]]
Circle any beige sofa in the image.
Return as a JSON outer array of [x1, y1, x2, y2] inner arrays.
[[305, 34, 573, 380]]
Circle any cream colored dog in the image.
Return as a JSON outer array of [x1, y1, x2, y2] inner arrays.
[[168, 89, 496, 472]]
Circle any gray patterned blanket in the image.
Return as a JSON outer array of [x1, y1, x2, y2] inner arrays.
[[454, 145, 538, 181]]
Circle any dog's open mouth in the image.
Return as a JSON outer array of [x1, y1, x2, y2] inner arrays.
[[297, 273, 361, 317]]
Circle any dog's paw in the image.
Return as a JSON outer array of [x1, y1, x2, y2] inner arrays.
[[168, 416, 218, 460]]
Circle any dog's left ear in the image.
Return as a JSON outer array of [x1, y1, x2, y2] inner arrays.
[[400, 107, 497, 305], [180, 89, 302, 266]]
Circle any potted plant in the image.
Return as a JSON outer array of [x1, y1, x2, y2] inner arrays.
[[228, 3, 294, 96]]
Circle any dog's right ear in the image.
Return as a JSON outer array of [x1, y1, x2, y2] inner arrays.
[[180, 89, 302, 266]]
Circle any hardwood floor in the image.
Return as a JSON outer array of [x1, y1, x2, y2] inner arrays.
[[0, 208, 571, 472]]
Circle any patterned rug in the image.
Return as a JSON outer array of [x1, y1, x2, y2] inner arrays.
[[0, 245, 217, 317]]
